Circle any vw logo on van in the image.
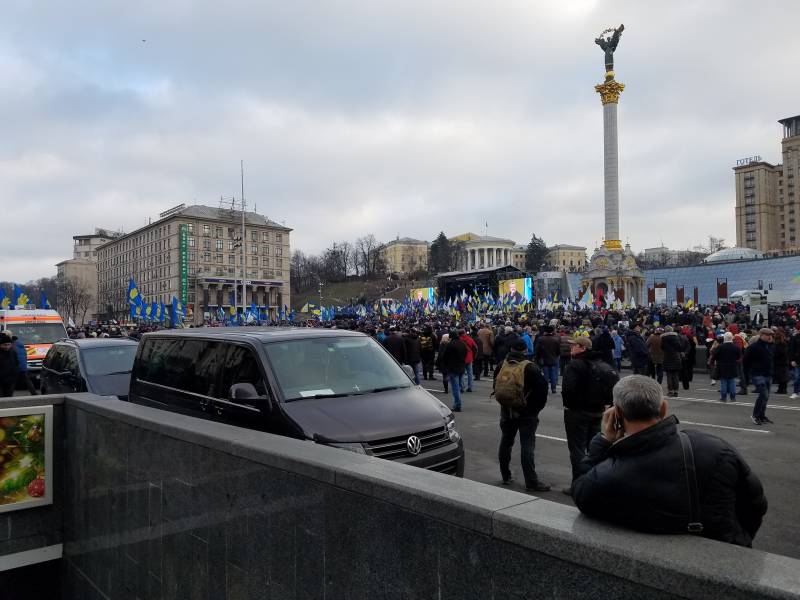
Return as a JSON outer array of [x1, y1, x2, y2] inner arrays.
[[406, 435, 422, 456]]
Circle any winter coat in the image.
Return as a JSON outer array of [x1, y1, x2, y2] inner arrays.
[[477, 327, 494, 356], [559, 335, 572, 358], [460, 334, 477, 365], [534, 333, 560, 367], [681, 336, 696, 383], [493, 332, 519, 364], [440, 338, 467, 376], [561, 350, 617, 412], [520, 332, 534, 358], [470, 333, 484, 361], [611, 334, 624, 359], [573, 416, 767, 548], [594, 331, 615, 366], [403, 333, 422, 365], [625, 331, 649, 369], [0, 347, 20, 384], [713, 342, 742, 380], [647, 333, 664, 364], [743, 339, 774, 378], [493, 351, 548, 417], [13, 340, 28, 372], [772, 339, 790, 385], [383, 333, 406, 364], [661, 332, 686, 372]]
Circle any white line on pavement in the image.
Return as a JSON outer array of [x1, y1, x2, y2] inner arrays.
[[679, 420, 771, 434], [672, 395, 800, 411], [536, 433, 567, 442]]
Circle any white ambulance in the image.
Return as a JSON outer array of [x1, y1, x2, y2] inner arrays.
[[0, 309, 68, 381]]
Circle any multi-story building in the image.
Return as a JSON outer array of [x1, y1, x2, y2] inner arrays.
[[379, 237, 429, 275], [72, 229, 121, 261], [449, 233, 517, 272], [641, 246, 700, 267], [546, 244, 587, 272], [735, 115, 800, 252], [512, 245, 526, 270], [55, 258, 98, 324], [97, 204, 291, 325]]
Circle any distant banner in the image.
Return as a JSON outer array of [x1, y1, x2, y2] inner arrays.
[[410, 287, 436, 305], [498, 278, 533, 304]]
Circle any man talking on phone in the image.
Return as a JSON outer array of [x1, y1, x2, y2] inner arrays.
[[572, 375, 767, 547]]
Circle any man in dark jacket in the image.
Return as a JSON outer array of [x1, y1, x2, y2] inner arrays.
[[593, 327, 616, 367], [744, 328, 775, 425], [403, 328, 423, 385], [493, 326, 518, 366], [573, 375, 767, 547], [439, 330, 467, 412], [561, 337, 619, 494], [660, 326, 686, 398], [11, 334, 37, 395], [494, 339, 551, 492], [712, 332, 742, 402], [419, 326, 438, 381], [624, 326, 649, 375], [0, 333, 20, 397], [383, 327, 406, 365], [534, 326, 561, 394]]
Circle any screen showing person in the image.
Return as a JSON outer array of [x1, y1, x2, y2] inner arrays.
[[499, 278, 532, 303], [411, 287, 435, 305]]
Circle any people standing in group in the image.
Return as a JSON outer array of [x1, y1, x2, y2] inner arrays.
[[419, 325, 438, 381], [560, 336, 619, 495], [625, 324, 650, 375], [745, 328, 775, 425], [534, 325, 561, 394], [660, 326, 686, 398], [494, 339, 551, 492], [610, 328, 624, 372], [772, 328, 790, 395], [439, 329, 467, 412], [0, 333, 20, 398], [572, 375, 767, 548], [646, 327, 664, 384], [403, 327, 423, 385], [8, 333, 37, 395], [477, 323, 494, 378], [712, 332, 742, 402]]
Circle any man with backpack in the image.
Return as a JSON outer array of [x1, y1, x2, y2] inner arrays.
[[561, 337, 619, 495], [494, 339, 551, 492]]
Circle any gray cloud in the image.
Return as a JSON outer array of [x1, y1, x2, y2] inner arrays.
[[1, 0, 799, 282]]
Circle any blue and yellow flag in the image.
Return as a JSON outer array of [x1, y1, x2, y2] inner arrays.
[[0, 288, 9, 309], [144, 301, 153, 320], [40, 292, 52, 309], [128, 278, 142, 306], [153, 301, 161, 321], [12, 284, 29, 307]]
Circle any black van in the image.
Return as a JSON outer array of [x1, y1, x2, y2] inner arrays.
[[129, 328, 464, 475]]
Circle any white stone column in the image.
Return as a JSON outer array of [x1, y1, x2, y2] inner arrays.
[[487, 247, 493, 267], [603, 101, 620, 244]]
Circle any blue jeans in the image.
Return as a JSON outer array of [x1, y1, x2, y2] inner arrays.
[[751, 375, 771, 420], [719, 378, 737, 401], [793, 367, 800, 394], [460, 363, 474, 392], [410, 361, 422, 385], [449, 374, 463, 409], [542, 365, 559, 393]]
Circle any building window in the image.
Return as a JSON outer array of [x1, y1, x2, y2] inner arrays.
[[262, 232, 269, 242], [189, 251, 196, 261], [203, 239, 211, 250], [187, 223, 194, 234], [203, 224, 210, 236], [251, 244, 258, 254], [229, 254, 235, 265], [276, 258, 283, 268], [216, 226, 223, 238], [276, 233, 282, 243], [276, 247, 282, 256], [216, 253, 223, 263], [216, 240, 223, 251], [188, 237, 195, 247], [262, 257, 270, 266], [203, 252, 211, 262], [251, 231, 257, 241], [228, 240, 235, 251], [228, 227, 235, 239]]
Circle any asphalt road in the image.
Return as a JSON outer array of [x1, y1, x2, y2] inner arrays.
[[422, 370, 800, 560]]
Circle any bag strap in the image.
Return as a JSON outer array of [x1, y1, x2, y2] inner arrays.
[[678, 431, 704, 534]]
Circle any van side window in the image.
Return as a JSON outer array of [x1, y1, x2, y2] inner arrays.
[[138, 339, 223, 398], [219, 345, 267, 407]]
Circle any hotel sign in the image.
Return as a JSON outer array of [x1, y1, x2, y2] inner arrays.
[[179, 224, 189, 305], [735, 155, 762, 167]]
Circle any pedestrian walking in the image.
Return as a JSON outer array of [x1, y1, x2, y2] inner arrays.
[[458, 329, 478, 393], [9, 333, 37, 395], [440, 329, 467, 412], [744, 328, 775, 425], [494, 339, 551, 492], [0, 333, 20, 398]]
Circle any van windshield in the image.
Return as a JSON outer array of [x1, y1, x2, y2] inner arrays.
[[7, 323, 67, 345], [262, 336, 412, 401]]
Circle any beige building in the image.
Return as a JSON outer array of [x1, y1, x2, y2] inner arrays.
[[96, 204, 291, 324], [73, 229, 121, 261], [735, 115, 800, 252], [56, 258, 99, 324], [546, 244, 587, 272], [512, 245, 526, 270], [379, 237, 429, 275], [450, 233, 516, 271]]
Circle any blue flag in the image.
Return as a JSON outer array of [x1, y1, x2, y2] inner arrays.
[[12, 284, 29, 307], [128, 278, 142, 306], [40, 292, 52, 309]]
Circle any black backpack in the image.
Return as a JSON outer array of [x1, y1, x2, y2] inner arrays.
[[589, 360, 620, 406]]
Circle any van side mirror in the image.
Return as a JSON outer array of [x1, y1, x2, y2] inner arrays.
[[402, 365, 415, 382], [230, 382, 259, 400]]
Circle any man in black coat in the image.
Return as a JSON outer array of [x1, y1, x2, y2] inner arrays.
[[494, 340, 551, 492], [744, 328, 775, 425], [534, 326, 561, 394], [0, 333, 20, 397], [382, 327, 406, 365], [712, 332, 742, 402], [561, 337, 619, 494], [403, 328, 423, 384], [439, 329, 467, 412], [624, 326, 649, 375], [573, 375, 767, 547], [493, 326, 518, 366]]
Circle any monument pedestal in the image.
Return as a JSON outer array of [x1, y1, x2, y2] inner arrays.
[[582, 242, 644, 305]]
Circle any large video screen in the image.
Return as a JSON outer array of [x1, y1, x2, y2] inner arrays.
[[498, 278, 533, 304], [410, 287, 436, 305]]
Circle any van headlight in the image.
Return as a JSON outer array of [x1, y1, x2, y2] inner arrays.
[[327, 442, 367, 454], [446, 416, 461, 442]]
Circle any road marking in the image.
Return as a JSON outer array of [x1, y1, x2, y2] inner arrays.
[[672, 395, 800, 411], [679, 420, 771, 434], [536, 433, 567, 442]]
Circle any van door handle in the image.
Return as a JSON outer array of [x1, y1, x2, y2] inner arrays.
[[199, 399, 210, 411], [215, 405, 223, 416]]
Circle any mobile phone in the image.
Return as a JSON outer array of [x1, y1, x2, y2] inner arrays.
[[613, 415, 622, 432]]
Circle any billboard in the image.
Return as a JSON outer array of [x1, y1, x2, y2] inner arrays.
[[498, 278, 533, 304], [410, 287, 436, 305], [0, 406, 53, 513]]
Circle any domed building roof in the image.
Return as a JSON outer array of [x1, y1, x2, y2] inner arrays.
[[704, 247, 764, 263]]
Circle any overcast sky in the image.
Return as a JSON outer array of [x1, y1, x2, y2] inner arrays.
[[2, 0, 799, 282]]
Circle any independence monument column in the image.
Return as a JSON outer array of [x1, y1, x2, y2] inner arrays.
[[581, 24, 644, 305]]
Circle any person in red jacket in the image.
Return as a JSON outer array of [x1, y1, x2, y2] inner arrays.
[[459, 328, 478, 393]]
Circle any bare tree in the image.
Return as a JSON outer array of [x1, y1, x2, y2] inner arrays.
[[356, 235, 383, 279], [58, 277, 93, 325]]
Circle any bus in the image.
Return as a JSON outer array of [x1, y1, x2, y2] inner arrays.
[[0, 309, 68, 382]]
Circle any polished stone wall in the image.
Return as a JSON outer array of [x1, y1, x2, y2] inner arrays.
[[45, 394, 800, 599]]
